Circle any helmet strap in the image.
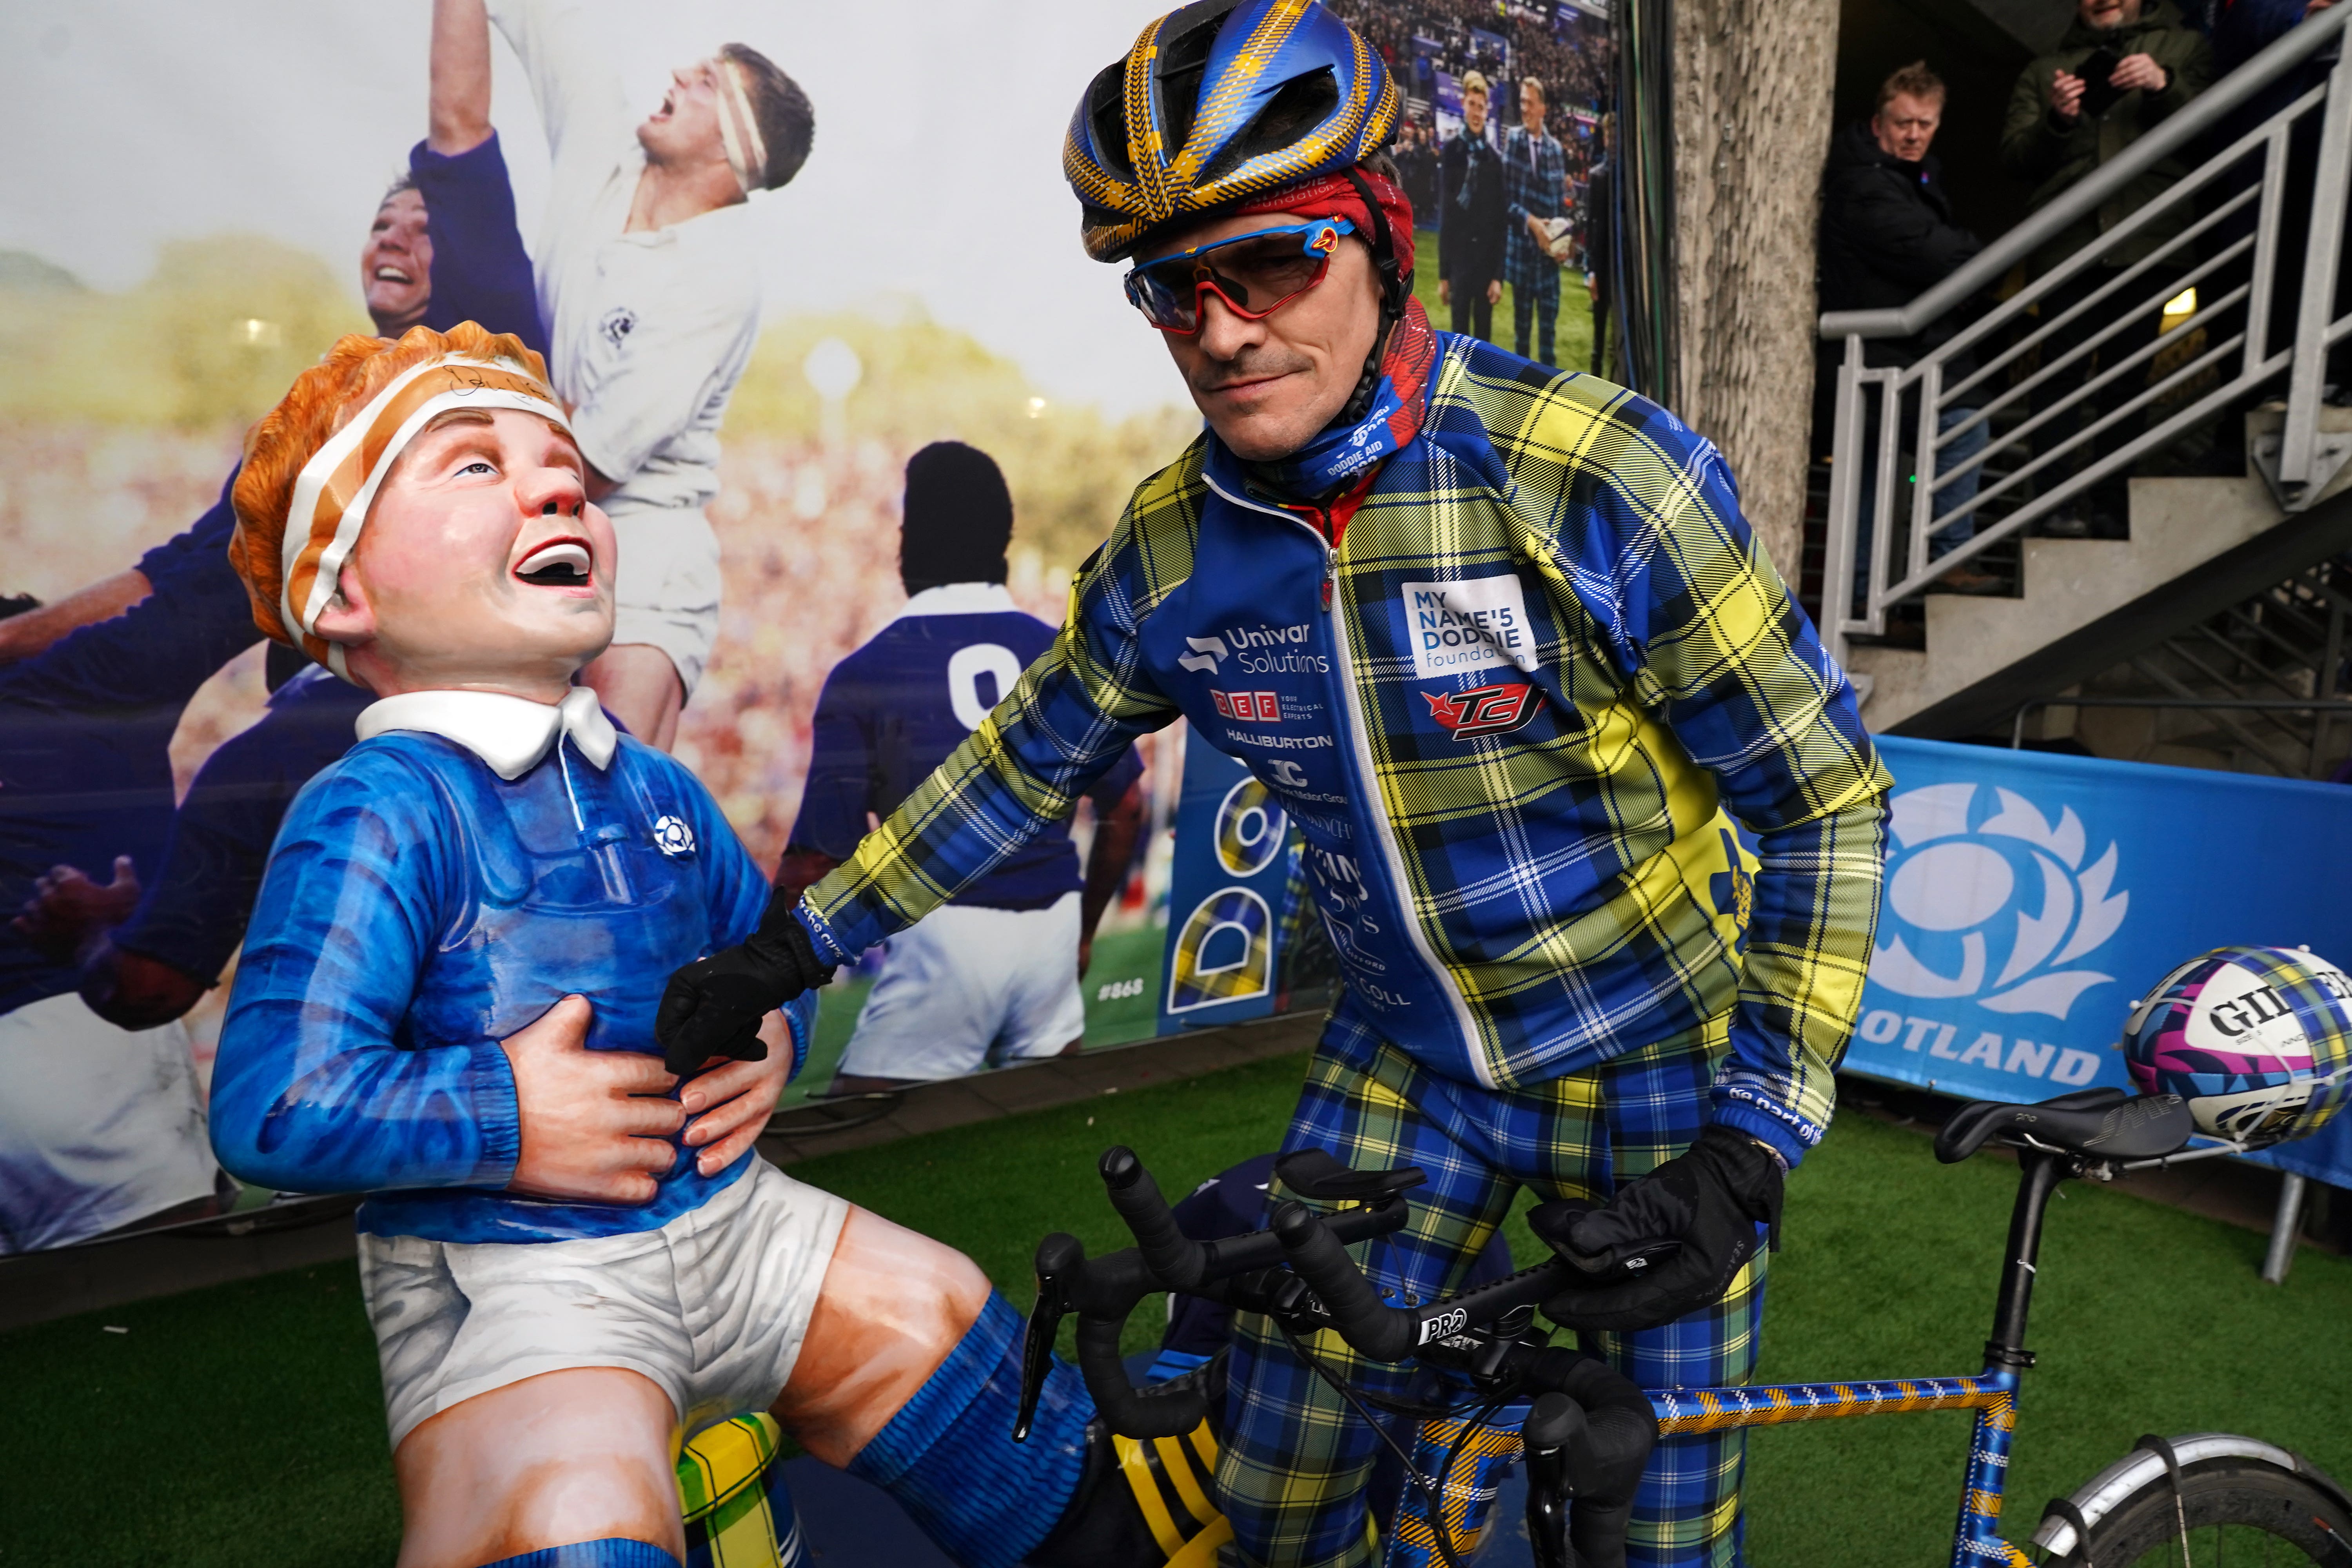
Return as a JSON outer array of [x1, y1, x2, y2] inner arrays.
[[1335, 165, 1409, 428]]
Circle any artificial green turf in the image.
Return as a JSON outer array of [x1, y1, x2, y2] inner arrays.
[[5, 1053, 2348, 1568], [1745, 1113, 2352, 1566], [1406, 241, 1597, 376]]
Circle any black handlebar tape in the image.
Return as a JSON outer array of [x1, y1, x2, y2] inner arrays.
[[1552, 1354, 1656, 1568], [1522, 1392, 1584, 1568], [1268, 1200, 1421, 1361], [1098, 1147, 1205, 1291], [1072, 1310, 1209, 1438], [1322, 1194, 1413, 1246], [1188, 1199, 1404, 1285]]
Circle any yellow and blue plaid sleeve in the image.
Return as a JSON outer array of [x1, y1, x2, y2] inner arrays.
[[1515, 395, 1891, 1162]]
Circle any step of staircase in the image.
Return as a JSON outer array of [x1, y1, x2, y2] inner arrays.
[[1850, 407, 2352, 739]]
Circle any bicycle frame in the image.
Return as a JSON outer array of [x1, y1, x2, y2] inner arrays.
[[1609, 1149, 2070, 1568], [1642, 1372, 2024, 1566], [1042, 1140, 2086, 1568]]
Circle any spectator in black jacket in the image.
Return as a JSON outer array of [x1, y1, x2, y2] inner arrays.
[[1393, 117, 1438, 230], [1437, 72, 1507, 342], [1819, 61, 2001, 603]]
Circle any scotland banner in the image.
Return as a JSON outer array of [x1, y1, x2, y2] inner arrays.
[[1158, 738, 1294, 1033], [1847, 737, 2352, 1185]]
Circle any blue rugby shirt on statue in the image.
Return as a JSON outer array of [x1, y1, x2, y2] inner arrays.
[[787, 582, 1141, 907], [211, 686, 814, 1243]]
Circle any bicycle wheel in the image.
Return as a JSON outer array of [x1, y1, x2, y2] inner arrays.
[[2070, 1455, 2352, 1566]]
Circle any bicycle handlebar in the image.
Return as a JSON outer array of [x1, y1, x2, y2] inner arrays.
[[1024, 1145, 1660, 1568], [1099, 1146, 1204, 1290], [1016, 1149, 1416, 1441], [1269, 1197, 1580, 1363]]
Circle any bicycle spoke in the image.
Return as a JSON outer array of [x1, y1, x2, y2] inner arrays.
[[2122, 1520, 2328, 1567]]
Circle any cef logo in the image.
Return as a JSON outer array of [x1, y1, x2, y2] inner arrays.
[[1211, 690, 1280, 722], [1423, 681, 1544, 739]]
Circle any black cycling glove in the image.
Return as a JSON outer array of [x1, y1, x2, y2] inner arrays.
[[654, 887, 837, 1075], [1531, 1124, 1785, 1333]]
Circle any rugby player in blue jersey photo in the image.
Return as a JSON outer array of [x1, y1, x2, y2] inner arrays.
[[779, 441, 1145, 1096], [207, 326, 1191, 1568], [658, 2, 1893, 1563]]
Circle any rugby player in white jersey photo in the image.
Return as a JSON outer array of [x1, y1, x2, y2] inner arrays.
[[483, 0, 813, 750]]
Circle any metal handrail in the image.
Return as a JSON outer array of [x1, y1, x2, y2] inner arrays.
[[1821, 2, 2352, 342], [1818, 16, 2352, 673]]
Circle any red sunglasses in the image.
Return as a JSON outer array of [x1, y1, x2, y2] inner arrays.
[[1123, 219, 1358, 335]]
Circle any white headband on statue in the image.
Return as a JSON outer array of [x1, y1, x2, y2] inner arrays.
[[712, 56, 769, 196], [279, 354, 570, 678]]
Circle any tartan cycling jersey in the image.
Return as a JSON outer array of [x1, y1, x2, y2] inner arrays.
[[799, 332, 1891, 1162]]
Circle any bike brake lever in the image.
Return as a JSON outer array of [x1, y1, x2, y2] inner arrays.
[[1016, 1232, 1083, 1442], [1523, 1392, 1586, 1568]]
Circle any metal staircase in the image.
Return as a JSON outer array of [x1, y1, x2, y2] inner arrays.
[[1818, 5, 2352, 749]]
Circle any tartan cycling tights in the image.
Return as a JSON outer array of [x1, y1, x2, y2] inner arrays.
[[849, 1290, 1095, 1568], [1220, 1009, 1768, 1568]]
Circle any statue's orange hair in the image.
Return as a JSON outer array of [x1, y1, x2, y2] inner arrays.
[[229, 322, 552, 650]]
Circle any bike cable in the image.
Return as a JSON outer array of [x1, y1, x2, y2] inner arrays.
[[1274, 1320, 1473, 1568]]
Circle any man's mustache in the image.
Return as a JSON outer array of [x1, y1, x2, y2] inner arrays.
[[1187, 345, 1315, 397]]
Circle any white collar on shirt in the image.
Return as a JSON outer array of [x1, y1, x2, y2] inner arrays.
[[894, 581, 1020, 621], [354, 686, 619, 781]]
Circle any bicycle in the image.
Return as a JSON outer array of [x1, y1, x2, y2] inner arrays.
[[1018, 1085, 2352, 1568]]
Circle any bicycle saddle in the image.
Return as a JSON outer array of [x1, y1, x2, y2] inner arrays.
[[1934, 1087, 2195, 1165], [1273, 1148, 1426, 1202]]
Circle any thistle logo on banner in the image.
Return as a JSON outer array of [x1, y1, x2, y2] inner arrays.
[[1872, 782, 2130, 1020], [1400, 577, 1537, 679], [1423, 681, 1543, 739], [1851, 778, 2134, 1092], [1818, 735, 2352, 1189]]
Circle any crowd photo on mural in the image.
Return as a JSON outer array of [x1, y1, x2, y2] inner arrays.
[[6, 0, 2352, 1564]]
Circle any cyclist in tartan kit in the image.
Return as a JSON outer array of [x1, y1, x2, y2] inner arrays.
[[660, 2, 1892, 1563]]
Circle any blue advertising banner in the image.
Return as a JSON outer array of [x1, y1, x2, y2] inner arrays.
[[1157, 735, 1293, 1033], [1847, 737, 2352, 1183]]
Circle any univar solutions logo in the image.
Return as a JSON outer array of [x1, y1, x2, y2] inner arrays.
[[1422, 681, 1543, 739], [1870, 782, 2129, 1021], [1180, 624, 1326, 677]]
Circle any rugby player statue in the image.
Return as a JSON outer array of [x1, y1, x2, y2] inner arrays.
[[209, 324, 1189, 1568]]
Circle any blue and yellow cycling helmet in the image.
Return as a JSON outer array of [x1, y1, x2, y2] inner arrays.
[[1064, 0, 1402, 264]]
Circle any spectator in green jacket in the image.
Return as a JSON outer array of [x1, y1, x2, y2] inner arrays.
[[2002, 0, 2212, 534], [2002, 0, 2213, 274]]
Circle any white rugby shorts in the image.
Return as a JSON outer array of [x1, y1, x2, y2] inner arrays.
[[0, 991, 216, 1255], [606, 504, 722, 698], [359, 1156, 847, 1447], [839, 892, 1087, 1083]]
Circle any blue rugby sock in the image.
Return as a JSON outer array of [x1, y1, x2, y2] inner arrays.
[[847, 1291, 1093, 1568], [476, 1541, 680, 1568]]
